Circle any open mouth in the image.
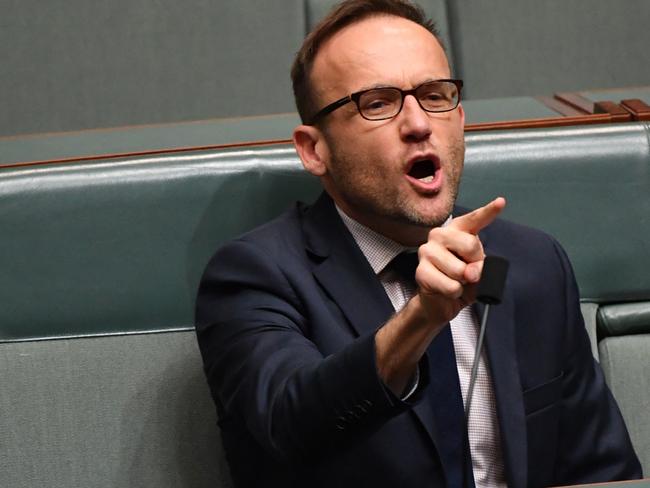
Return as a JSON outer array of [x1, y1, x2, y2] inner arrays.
[[407, 158, 439, 183]]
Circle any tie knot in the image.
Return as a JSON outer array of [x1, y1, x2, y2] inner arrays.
[[388, 252, 419, 283]]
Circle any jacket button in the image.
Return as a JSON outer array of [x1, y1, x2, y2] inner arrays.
[[347, 409, 360, 420]]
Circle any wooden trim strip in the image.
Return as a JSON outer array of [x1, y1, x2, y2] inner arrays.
[[554, 92, 594, 114]]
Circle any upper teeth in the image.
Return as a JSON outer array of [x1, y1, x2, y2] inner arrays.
[[419, 175, 434, 183]]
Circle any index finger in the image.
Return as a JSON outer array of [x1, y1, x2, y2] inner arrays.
[[449, 197, 506, 235]]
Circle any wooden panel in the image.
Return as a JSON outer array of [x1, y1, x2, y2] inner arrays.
[[621, 99, 650, 121], [554, 92, 594, 114], [594, 101, 633, 122], [536, 96, 586, 116]]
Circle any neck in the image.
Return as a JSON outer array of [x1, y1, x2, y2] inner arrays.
[[335, 203, 440, 248]]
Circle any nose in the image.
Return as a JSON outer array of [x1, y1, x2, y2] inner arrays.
[[398, 94, 432, 143]]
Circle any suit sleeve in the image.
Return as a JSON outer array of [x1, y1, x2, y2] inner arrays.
[[551, 238, 642, 483], [195, 238, 427, 464]]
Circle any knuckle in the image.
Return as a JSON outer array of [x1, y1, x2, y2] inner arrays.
[[457, 233, 472, 251], [417, 243, 429, 259], [427, 227, 444, 241], [443, 259, 463, 280], [418, 240, 443, 261], [461, 234, 483, 256], [471, 234, 484, 253], [454, 262, 469, 281], [442, 280, 463, 298]]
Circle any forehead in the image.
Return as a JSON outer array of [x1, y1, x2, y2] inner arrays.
[[311, 14, 450, 99]]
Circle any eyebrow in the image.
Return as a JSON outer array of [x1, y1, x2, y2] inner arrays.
[[352, 78, 449, 93], [352, 82, 396, 93]]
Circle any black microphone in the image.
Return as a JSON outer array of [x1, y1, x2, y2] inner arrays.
[[476, 255, 509, 306], [463, 255, 509, 487]]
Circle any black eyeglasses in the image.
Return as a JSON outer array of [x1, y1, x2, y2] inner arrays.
[[308, 79, 463, 125]]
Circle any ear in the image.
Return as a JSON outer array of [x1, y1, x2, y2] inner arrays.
[[293, 124, 329, 177]]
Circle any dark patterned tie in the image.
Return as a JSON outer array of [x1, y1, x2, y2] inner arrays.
[[389, 252, 474, 488]]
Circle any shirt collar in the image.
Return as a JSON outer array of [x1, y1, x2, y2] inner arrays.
[[335, 205, 452, 275]]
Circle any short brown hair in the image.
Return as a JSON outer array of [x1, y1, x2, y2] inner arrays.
[[291, 0, 443, 124]]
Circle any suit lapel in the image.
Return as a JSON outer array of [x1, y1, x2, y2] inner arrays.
[[302, 194, 440, 449], [476, 231, 528, 488], [302, 193, 395, 337]]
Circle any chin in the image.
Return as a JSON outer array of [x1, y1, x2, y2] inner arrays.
[[399, 196, 455, 229], [409, 213, 449, 229]]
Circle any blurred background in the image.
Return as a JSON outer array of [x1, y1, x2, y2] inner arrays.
[[2, 0, 649, 137]]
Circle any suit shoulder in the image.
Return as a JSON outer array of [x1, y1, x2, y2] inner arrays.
[[488, 216, 557, 246], [455, 205, 560, 254], [481, 215, 569, 271]]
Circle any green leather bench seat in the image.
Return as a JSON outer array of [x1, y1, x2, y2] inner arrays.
[[599, 302, 650, 338], [0, 332, 230, 488], [1, 122, 649, 486], [0, 145, 320, 341], [2, 123, 649, 342], [458, 123, 650, 303]]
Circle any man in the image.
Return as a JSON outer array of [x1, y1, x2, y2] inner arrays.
[[195, 1, 642, 487]]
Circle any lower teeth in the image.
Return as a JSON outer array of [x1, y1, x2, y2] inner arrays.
[[419, 175, 434, 183]]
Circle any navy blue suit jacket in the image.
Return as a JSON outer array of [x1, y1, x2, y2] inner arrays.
[[195, 192, 641, 487]]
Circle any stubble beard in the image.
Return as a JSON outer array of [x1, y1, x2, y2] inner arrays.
[[327, 136, 465, 231]]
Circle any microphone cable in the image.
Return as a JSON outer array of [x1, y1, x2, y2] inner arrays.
[[462, 255, 509, 488]]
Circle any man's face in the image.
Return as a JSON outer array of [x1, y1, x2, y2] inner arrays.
[[307, 15, 465, 244]]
